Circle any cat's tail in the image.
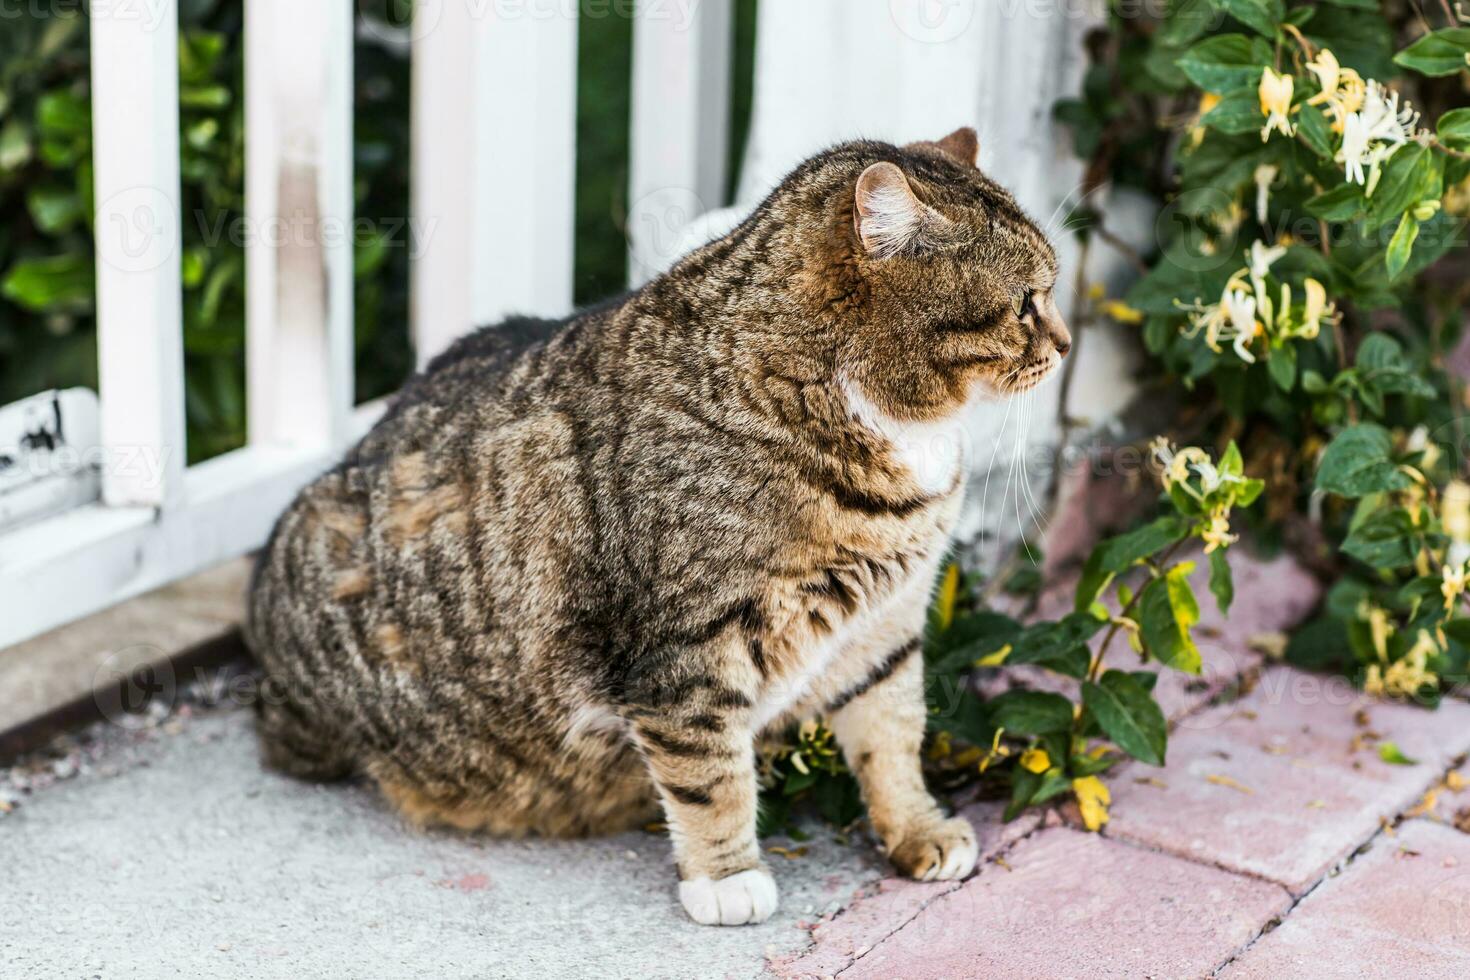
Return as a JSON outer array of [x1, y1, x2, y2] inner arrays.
[[254, 696, 356, 782]]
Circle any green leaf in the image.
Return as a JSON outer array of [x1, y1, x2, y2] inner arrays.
[[1160, 0, 1219, 47], [1201, 87, 1269, 135], [0, 253, 94, 312], [0, 119, 31, 172], [1177, 34, 1274, 94], [1002, 613, 1103, 679], [1385, 212, 1419, 280], [1094, 515, 1192, 574], [35, 90, 90, 139], [1341, 506, 1421, 569], [1439, 108, 1470, 151], [1267, 342, 1297, 391], [25, 185, 83, 234], [988, 690, 1076, 737], [1208, 0, 1285, 38], [1004, 766, 1044, 822], [1378, 741, 1418, 766], [1368, 144, 1440, 229], [1315, 424, 1411, 497], [1083, 671, 1168, 766], [1306, 183, 1366, 221], [1286, 616, 1350, 671], [1393, 28, 1470, 77], [1138, 563, 1203, 674], [1295, 102, 1335, 159], [1074, 547, 1116, 615], [1209, 548, 1234, 614], [1307, 5, 1397, 79]]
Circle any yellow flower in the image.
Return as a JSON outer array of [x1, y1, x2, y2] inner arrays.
[[978, 727, 1011, 773], [1381, 630, 1439, 697], [1443, 563, 1468, 612], [1447, 176, 1470, 218], [1259, 67, 1295, 141], [1306, 48, 1342, 100], [1201, 507, 1236, 554], [1306, 49, 1366, 132], [1019, 748, 1051, 774], [1073, 776, 1111, 831], [1368, 605, 1392, 661], [934, 562, 960, 631], [1442, 480, 1470, 554], [1363, 663, 1385, 698], [1098, 300, 1143, 325], [1300, 278, 1330, 340]]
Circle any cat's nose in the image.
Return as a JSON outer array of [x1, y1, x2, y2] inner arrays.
[[1054, 334, 1071, 358]]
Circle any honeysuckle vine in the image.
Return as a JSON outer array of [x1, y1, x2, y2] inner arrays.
[[762, 0, 1470, 839]]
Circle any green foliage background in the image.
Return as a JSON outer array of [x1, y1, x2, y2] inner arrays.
[[0, 0, 756, 462]]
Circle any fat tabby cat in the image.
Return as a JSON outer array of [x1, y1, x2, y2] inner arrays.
[[246, 127, 1070, 926]]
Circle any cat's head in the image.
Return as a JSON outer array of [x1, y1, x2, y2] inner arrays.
[[826, 129, 1070, 422]]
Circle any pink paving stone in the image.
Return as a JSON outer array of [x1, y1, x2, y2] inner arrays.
[[983, 547, 1319, 721], [1105, 666, 1470, 894], [824, 828, 1289, 980], [1224, 821, 1470, 979], [770, 802, 1039, 979]]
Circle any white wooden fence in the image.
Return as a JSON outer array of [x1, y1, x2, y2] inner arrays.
[[0, 0, 736, 649], [0, 0, 1116, 651]]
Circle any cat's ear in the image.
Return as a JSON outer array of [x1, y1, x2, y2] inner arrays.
[[935, 126, 980, 167], [854, 162, 944, 258]]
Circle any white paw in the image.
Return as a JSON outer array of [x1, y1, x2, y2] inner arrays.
[[930, 822, 979, 881], [891, 816, 979, 882], [678, 867, 779, 926]]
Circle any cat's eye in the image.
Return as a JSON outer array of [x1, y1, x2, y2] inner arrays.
[[1012, 289, 1034, 319]]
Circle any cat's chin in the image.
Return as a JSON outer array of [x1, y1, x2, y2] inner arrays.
[[994, 355, 1061, 397]]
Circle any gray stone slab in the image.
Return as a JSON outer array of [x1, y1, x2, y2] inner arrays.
[[0, 706, 885, 980]]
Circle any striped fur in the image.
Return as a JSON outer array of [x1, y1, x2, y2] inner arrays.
[[246, 128, 1068, 922]]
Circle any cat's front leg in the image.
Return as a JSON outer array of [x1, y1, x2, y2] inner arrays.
[[829, 641, 978, 881], [629, 668, 776, 926]]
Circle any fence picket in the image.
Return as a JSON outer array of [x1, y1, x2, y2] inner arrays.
[[411, 0, 577, 366], [89, 0, 188, 507], [244, 0, 355, 448], [626, 0, 733, 284]]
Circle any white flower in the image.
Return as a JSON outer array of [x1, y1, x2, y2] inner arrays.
[[1338, 80, 1421, 188], [1253, 164, 1279, 226], [1248, 240, 1286, 282], [1224, 287, 1260, 363]]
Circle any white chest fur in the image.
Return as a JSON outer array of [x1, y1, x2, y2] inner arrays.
[[840, 377, 967, 496]]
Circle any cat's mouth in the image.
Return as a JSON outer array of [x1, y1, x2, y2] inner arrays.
[[998, 355, 1061, 396]]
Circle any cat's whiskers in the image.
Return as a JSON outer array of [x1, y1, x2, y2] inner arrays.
[[1016, 393, 1050, 537], [976, 396, 1014, 566]]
